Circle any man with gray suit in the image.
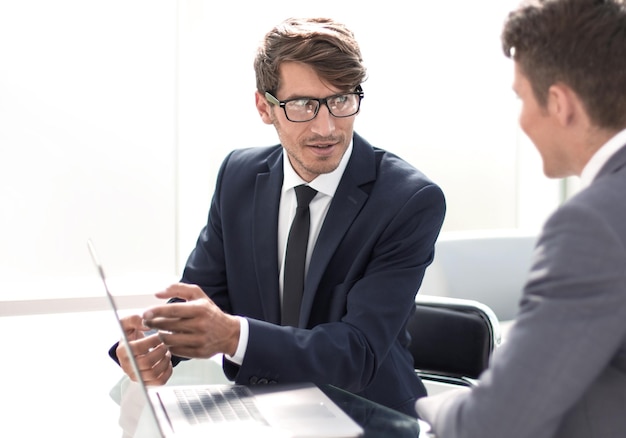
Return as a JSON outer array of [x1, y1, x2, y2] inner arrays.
[[416, 0, 626, 437]]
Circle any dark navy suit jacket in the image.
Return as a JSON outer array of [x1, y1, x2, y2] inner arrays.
[[179, 132, 446, 416]]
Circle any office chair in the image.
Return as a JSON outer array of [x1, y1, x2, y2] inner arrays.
[[419, 229, 536, 322], [408, 294, 501, 389]]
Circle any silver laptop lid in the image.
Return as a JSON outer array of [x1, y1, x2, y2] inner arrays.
[[87, 239, 168, 437]]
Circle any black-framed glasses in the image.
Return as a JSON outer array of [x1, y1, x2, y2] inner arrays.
[[264, 86, 364, 122]]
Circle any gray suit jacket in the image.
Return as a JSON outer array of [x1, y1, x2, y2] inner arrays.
[[416, 144, 626, 438]]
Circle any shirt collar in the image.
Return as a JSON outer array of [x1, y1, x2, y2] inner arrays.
[[282, 140, 353, 197], [580, 128, 626, 188]]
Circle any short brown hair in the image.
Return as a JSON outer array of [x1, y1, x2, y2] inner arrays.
[[502, 0, 626, 130], [254, 17, 367, 95]]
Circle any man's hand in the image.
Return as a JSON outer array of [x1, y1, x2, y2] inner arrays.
[[116, 315, 173, 385], [141, 283, 240, 359]]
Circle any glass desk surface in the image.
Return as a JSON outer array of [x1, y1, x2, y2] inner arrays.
[[319, 384, 435, 438], [116, 377, 435, 438]]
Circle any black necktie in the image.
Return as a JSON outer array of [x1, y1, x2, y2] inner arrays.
[[282, 184, 318, 327]]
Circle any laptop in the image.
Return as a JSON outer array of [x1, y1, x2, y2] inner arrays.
[[88, 240, 364, 438]]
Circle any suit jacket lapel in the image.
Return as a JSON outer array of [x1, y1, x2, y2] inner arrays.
[[252, 148, 283, 324], [299, 133, 376, 326]]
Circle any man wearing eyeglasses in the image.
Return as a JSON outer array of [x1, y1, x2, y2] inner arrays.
[[110, 17, 446, 417]]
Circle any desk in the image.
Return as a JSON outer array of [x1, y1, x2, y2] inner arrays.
[[319, 385, 434, 438], [115, 375, 434, 437]]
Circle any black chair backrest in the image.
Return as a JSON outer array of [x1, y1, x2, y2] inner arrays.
[[407, 301, 495, 380]]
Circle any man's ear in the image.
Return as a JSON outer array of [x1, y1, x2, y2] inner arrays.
[[547, 83, 578, 127], [255, 91, 274, 125]]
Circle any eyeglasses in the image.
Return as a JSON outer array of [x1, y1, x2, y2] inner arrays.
[[264, 86, 364, 122]]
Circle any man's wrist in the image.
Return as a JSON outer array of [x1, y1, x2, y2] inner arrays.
[[226, 314, 241, 356], [224, 316, 249, 365]]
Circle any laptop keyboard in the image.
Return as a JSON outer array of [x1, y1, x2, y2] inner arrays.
[[174, 386, 267, 425]]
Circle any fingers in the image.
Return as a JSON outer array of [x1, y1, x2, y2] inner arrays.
[[118, 333, 173, 385], [136, 343, 173, 385], [155, 283, 206, 301], [157, 331, 205, 358], [119, 314, 148, 340], [143, 289, 218, 332], [158, 331, 218, 359], [142, 300, 209, 330], [156, 312, 240, 359]]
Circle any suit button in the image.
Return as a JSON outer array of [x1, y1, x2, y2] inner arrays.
[[257, 378, 269, 385], [249, 376, 258, 385]]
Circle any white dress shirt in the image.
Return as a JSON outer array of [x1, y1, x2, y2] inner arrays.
[[580, 128, 626, 188], [225, 142, 353, 365]]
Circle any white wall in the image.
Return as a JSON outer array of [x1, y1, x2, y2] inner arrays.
[[0, 0, 562, 304], [0, 1, 178, 301]]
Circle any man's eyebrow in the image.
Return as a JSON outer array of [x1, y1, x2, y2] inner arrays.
[[281, 90, 348, 101], [284, 95, 315, 100]]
